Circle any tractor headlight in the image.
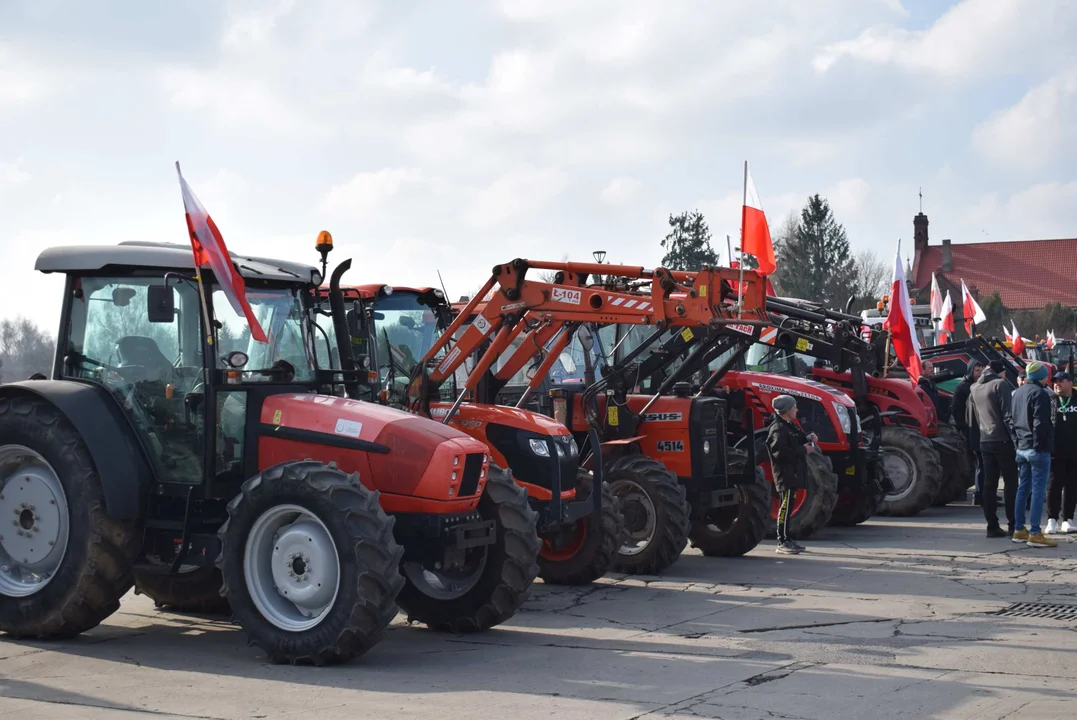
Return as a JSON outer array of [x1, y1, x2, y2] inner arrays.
[[529, 438, 550, 457], [561, 434, 578, 456], [835, 404, 852, 435]]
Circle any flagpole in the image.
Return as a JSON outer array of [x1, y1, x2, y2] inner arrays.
[[177, 161, 215, 350], [737, 161, 747, 318]]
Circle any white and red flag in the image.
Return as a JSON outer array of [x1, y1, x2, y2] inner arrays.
[[1011, 320, 1025, 356], [741, 163, 775, 276], [960, 279, 986, 336], [176, 163, 267, 343], [1047, 330, 1056, 350], [930, 273, 944, 321], [882, 239, 922, 385], [938, 292, 954, 344]]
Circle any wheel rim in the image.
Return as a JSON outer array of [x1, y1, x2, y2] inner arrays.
[[881, 446, 917, 502], [402, 551, 487, 601], [0, 445, 70, 598], [243, 504, 340, 632], [610, 479, 656, 556], [701, 486, 746, 536], [541, 520, 588, 562]]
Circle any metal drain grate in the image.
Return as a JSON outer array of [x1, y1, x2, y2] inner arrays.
[[996, 603, 1077, 620]]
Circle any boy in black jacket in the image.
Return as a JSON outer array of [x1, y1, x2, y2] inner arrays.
[[766, 395, 817, 555], [1047, 372, 1077, 534]]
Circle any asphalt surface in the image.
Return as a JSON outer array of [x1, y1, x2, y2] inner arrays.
[[2, 503, 1076, 720]]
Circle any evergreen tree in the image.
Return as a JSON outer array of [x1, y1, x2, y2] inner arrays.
[[660, 210, 719, 271], [774, 194, 856, 306]]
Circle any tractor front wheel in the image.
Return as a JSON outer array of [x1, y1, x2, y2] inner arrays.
[[766, 449, 839, 540], [876, 426, 944, 517], [218, 460, 404, 665], [829, 481, 885, 526], [0, 395, 139, 639], [134, 566, 230, 614], [538, 472, 624, 585], [689, 466, 769, 557], [397, 465, 540, 632], [607, 454, 691, 575]]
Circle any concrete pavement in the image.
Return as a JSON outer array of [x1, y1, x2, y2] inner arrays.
[[2, 505, 1075, 719]]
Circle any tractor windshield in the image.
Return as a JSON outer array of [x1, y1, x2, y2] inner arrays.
[[213, 286, 316, 382], [371, 292, 442, 380]]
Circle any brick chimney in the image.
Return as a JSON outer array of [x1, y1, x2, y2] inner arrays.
[[941, 238, 952, 272], [911, 211, 929, 284]]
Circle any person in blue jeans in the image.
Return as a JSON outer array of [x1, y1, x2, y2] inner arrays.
[[1011, 361, 1057, 548]]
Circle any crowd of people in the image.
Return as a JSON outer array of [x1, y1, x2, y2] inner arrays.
[[949, 358, 1076, 547]]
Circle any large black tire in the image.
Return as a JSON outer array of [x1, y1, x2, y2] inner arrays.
[[217, 460, 405, 665], [876, 426, 944, 517], [607, 454, 691, 575], [829, 480, 885, 526], [0, 394, 140, 638], [766, 449, 839, 540], [134, 566, 230, 614], [397, 465, 540, 632], [688, 466, 769, 556], [538, 472, 624, 585], [932, 425, 973, 506]]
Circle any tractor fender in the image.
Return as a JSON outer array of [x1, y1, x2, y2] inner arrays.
[[0, 380, 153, 519]]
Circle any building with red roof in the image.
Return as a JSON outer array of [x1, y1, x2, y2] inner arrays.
[[909, 211, 1077, 338]]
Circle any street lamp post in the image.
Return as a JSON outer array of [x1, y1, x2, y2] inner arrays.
[[593, 250, 606, 284]]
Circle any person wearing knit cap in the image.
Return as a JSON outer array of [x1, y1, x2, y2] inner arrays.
[[1011, 361, 1057, 547], [766, 394, 817, 554]]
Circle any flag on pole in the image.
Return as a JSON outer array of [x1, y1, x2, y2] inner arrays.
[[929, 273, 944, 320], [882, 239, 922, 385], [1011, 320, 1025, 356], [1047, 330, 1056, 350], [741, 163, 775, 276], [960, 279, 986, 335], [176, 163, 267, 343], [938, 292, 954, 344]]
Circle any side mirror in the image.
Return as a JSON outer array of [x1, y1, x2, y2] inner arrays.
[[147, 285, 175, 323], [399, 316, 417, 329], [113, 287, 137, 307], [559, 351, 577, 375], [577, 325, 594, 352]]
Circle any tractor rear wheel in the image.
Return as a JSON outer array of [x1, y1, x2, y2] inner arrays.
[[689, 466, 769, 557], [218, 460, 404, 665], [766, 449, 839, 540], [538, 472, 624, 585], [876, 426, 944, 517], [397, 465, 540, 632], [607, 454, 691, 575], [829, 480, 885, 526], [0, 395, 139, 639], [932, 425, 973, 506], [134, 566, 230, 614]]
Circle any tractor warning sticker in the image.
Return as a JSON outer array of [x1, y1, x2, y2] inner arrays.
[[680, 328, 694, 342], [657, 440, 685, 452], [796, 338, 811, 351], [272, 410, 283, 425], [607, 405, 620, 426], [643, 412, 683, 422], [551, 288, 582, 305], [472, 314, 493, 337], [334, 418, 363, 438], [437, 346, 462, 374]]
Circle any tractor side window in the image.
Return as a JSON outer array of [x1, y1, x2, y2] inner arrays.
[[65, 275, 205, 485]]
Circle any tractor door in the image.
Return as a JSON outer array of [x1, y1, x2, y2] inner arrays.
[[61, 275, 206, 485]]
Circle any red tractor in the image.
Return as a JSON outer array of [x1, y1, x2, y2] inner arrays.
[[0, 240, 539, 665]]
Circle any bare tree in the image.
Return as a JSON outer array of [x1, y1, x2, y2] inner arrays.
[[851, 249, 890, 311], [536, 253, 570, 283], [0, 317, 56, 381]]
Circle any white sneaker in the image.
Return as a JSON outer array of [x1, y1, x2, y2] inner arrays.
[[1062, 519, 1077, 534], [1045, 519, 1060, 534]]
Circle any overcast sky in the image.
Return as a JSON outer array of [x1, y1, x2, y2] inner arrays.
[[2, 0, 1076, 333]]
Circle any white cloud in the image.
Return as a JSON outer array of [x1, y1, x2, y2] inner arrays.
[[464, 165, 570, 229], [600, 177, 643, 206], [322, 168, 432, 219], [0, 45, 52, 111], [964, 182, 1077, 241], [971, 67, 1077, 171], [0, 161, 29, 190]]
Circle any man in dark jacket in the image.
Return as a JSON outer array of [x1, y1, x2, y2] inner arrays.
[[967, 360, 1017, 537], [919, 361, 945, 417], [951, 359, 983, 503], [1046, 372, 1077, 534], [766, 395, 815, 555], [1011, 361, 1057, 547]]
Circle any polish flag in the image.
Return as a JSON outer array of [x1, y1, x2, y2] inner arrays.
[[177, 163, 268, 343], [929, 273, 944, 321], [882, 240, 922, 385], [938, 292, 954, 344], [1011, 320, 1025, 356], [741, 163, 775, 276], [1047, 330, 1056, 350], [960, 279, 986, 336]]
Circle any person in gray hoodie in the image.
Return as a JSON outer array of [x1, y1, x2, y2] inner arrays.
[[967, 360, 1017, 537]]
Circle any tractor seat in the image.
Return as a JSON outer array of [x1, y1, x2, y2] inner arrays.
[[116, 335, 174, 383]]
